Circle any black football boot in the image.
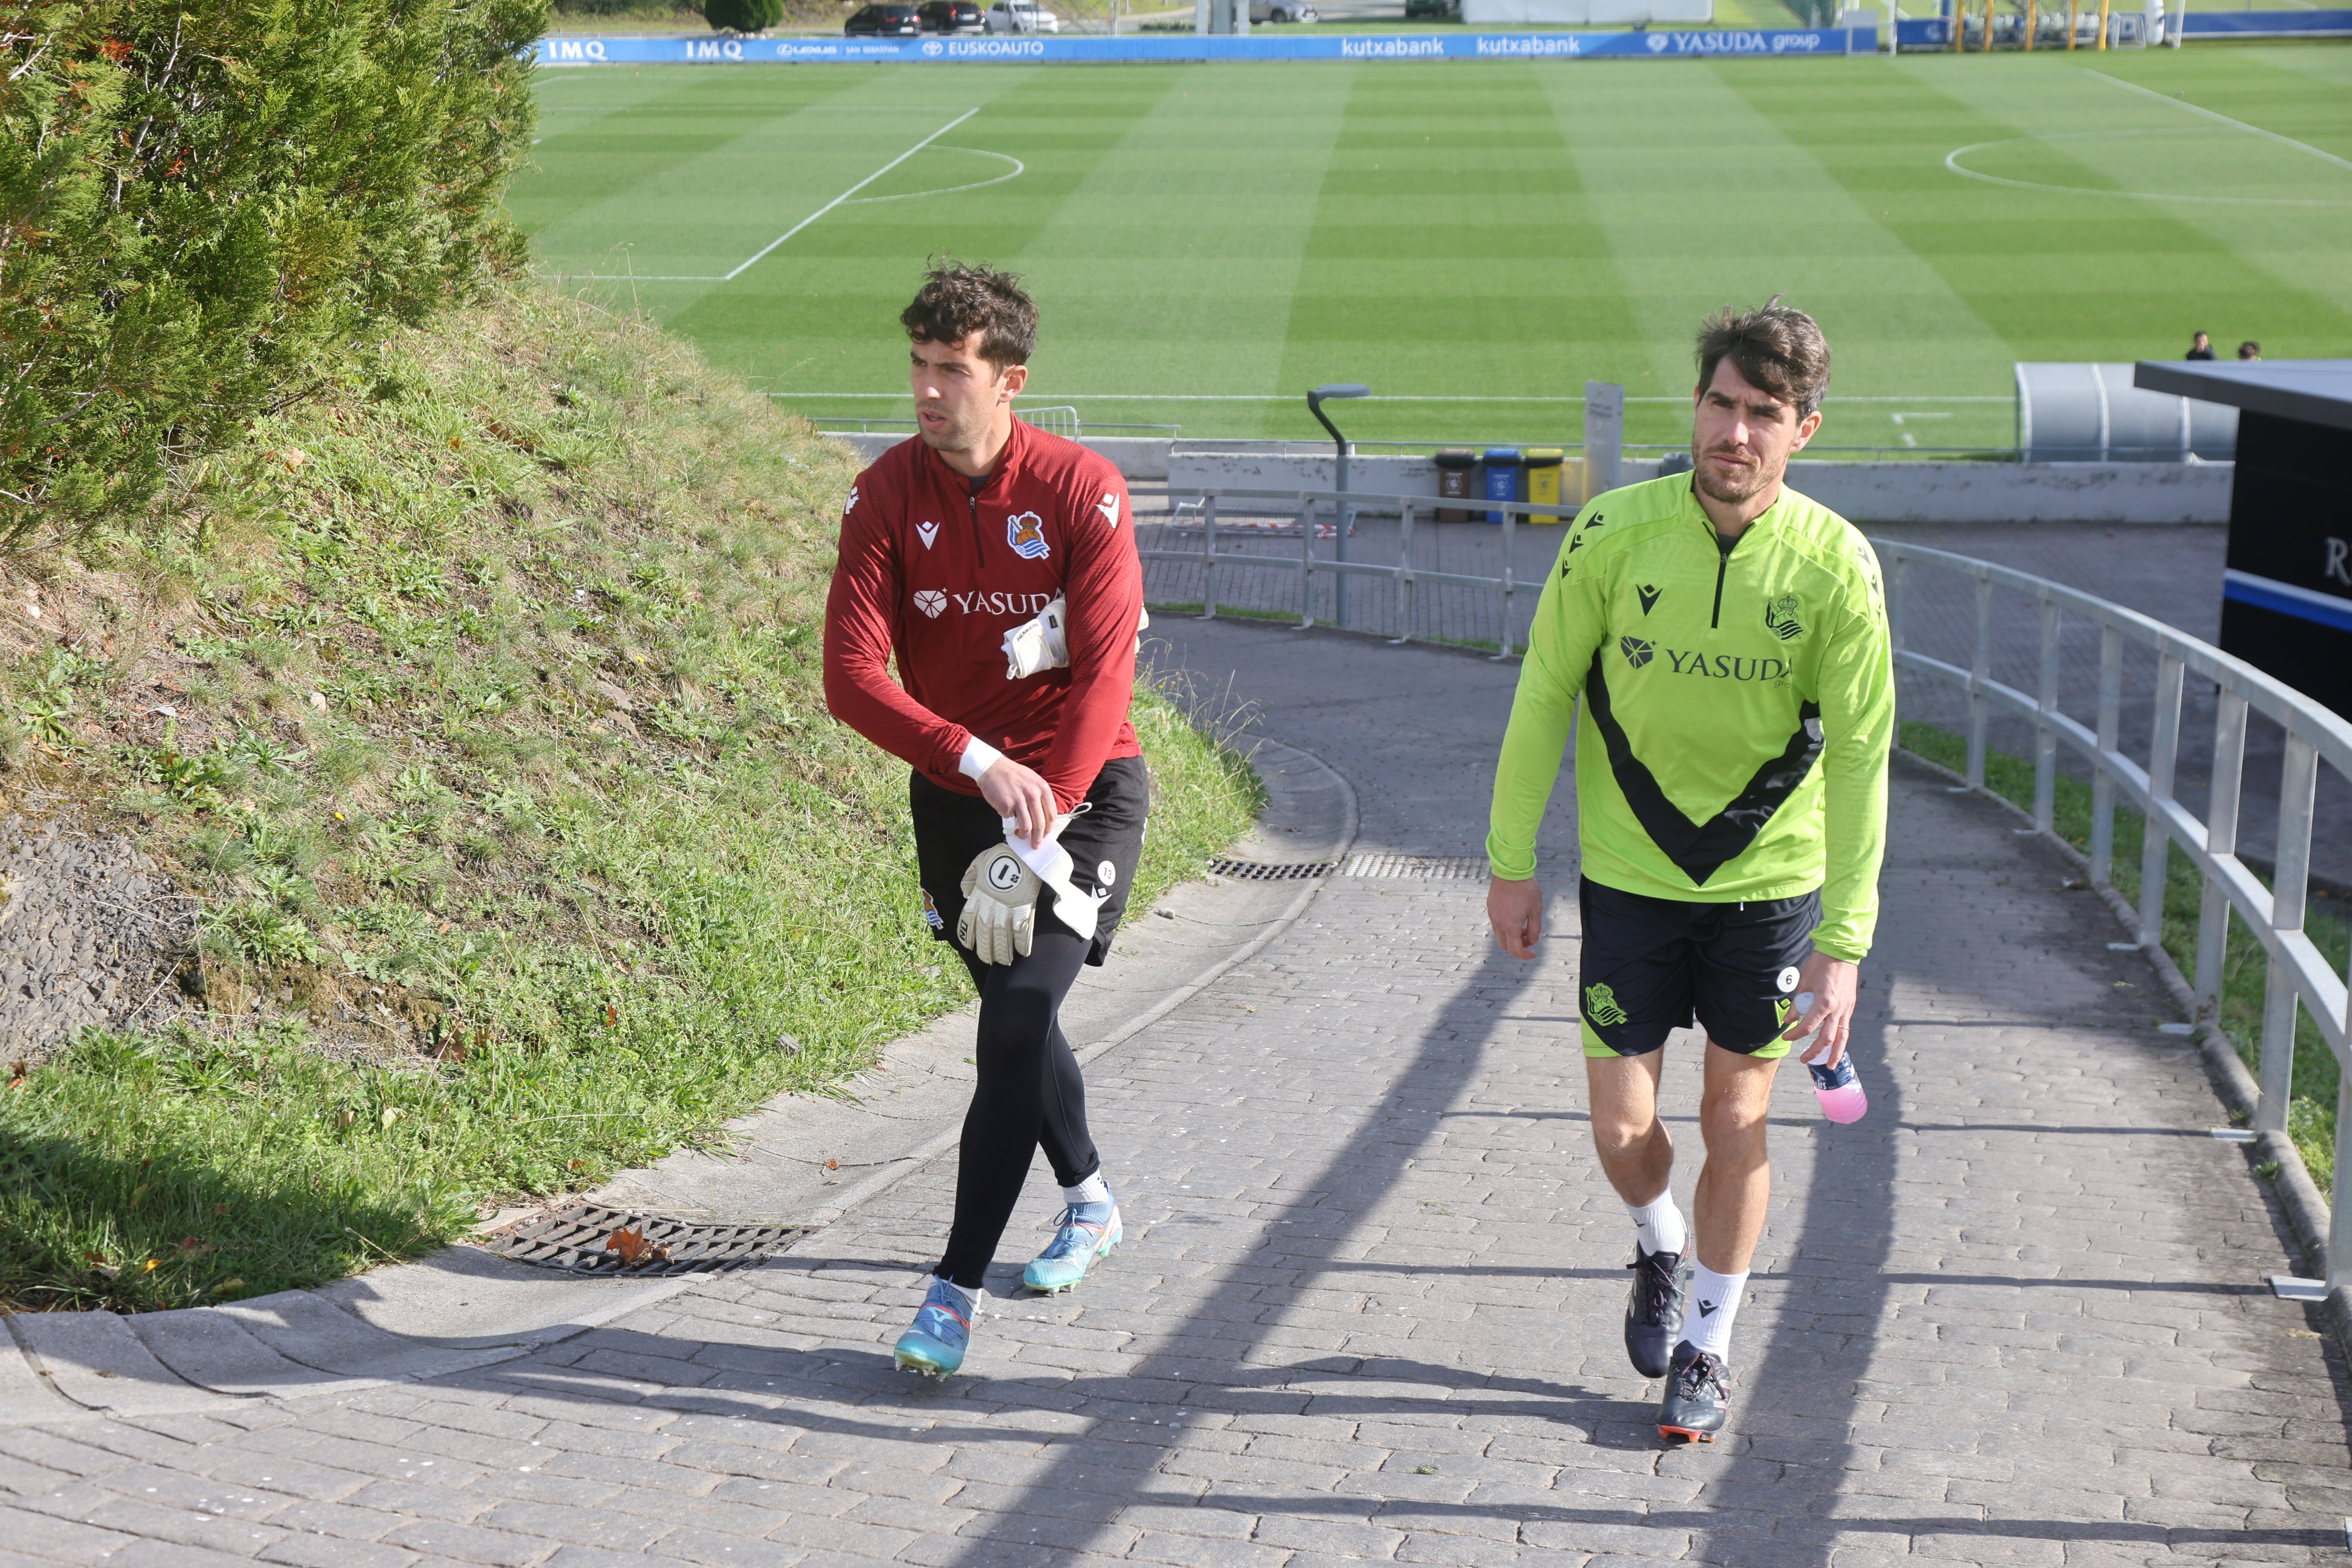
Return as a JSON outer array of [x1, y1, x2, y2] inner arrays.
[[1622, 1245, 1687, 1379], [1656, 1339, 1732, 1443]]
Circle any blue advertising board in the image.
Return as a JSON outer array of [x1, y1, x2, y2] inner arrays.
[[2182, 6, 2352, 33], [534, 26, 1875, 65]]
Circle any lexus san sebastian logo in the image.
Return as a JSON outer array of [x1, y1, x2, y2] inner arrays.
[[913, 590, 947, 618]]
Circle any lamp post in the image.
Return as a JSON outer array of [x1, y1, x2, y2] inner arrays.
[[1308, 382, 1369, 630]]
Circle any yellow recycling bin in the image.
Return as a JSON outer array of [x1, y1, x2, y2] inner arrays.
[[1523, 447, 1566, 523]]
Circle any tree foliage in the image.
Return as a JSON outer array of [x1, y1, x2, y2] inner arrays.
[[0, 0, 549, 550], [705, 0, 788, 31]]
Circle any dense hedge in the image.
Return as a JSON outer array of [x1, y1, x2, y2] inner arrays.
[[0, 0, 547, 550]]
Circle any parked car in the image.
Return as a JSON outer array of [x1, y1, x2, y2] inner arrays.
[[1402, 0, 1458, 15], [918, 0, 986, 27], [846, 2, 922, 32], [1249, 0, 1316, 18], [983, 0, 1060, 30]]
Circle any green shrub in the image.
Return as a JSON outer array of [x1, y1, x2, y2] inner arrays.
[[0, 0, 547, 551], [705, 0, 788, 30]]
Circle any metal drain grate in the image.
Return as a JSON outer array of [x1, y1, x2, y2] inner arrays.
[[479, 1204, 809, 1276], [1206, 858, 1341, 881], [1206, 855, 1491, 882], [1339, 854, 1490, 881]]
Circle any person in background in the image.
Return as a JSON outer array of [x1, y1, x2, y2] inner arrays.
[[2187, 332, 2216, 361], [2238, 342, 2261, 362]]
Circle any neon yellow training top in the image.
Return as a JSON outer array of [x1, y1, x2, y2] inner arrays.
[[1486, 473, 1895, 962]]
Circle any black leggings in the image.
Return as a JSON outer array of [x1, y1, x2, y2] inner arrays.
[[937, 929, 1100, 1290]]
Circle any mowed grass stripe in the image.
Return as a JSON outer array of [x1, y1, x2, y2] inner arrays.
[[1274, 64, 1636, 446], [524, 93, 983, 284], [679, 67, 1181, 392], [514, 68, 896, 257], [1918, 53, 2352, 333], [1728, 56, 2352, 369], [1550, 61, 2014, 454], [1008, 64, 1358, 421]]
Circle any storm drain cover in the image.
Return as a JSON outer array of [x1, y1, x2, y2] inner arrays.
[[1206, 858, 1340, 881], [1339, 854, 1489, 881], [480, 1204, 809, 1276], [1206, 856, 1488, 882]]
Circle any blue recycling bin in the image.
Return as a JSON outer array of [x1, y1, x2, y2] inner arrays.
[[1483, 447, 1523, 524]]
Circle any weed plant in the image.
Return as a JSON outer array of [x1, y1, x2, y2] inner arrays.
[[1901, 722, 2351, 1190], [0, 284, 1260, 1311]]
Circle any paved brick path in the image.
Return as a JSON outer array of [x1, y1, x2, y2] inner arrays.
[[8, 622, 2349, 1568]]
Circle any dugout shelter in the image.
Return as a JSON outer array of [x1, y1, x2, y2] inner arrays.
[[2134, 360, 2352, 720]]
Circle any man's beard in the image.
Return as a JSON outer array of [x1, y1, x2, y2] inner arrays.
[[918, 404, 992, 452], [1692, 444, 1780, 507]]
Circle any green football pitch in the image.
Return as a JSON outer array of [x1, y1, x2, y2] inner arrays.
[[513, 47, 2352, 452]]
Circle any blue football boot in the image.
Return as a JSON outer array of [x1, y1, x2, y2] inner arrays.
[[893, 1276, 975, 1377], [1022, 1197, 1121, 1295]]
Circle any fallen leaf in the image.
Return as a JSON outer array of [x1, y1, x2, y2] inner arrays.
[[213, 1278, 243, 1294], [142, 1259, 159, 1272], [380, 1106, 403, 1129], [603, 1004, 619, 1028], [824, 1158, 840, 1171], [213, 1201, 229, 1217], [605, 1227, 672, 1267], [129, 1183, 149, 1206]]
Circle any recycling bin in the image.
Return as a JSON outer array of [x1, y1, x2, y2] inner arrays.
[[1434, 448, 1476, 523], [1523, 447, 1565, 523], [1483, 447, 1522, 524]]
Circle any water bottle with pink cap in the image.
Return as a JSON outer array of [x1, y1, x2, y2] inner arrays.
[[1790, 991, 1868, 1123]]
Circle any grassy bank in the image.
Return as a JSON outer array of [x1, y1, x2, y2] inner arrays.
[[0, 285, 1260, 1313], [1901, 723, 2351, 1189]]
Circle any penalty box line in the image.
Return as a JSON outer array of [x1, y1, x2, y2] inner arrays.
[[613, 106, 982, 284]]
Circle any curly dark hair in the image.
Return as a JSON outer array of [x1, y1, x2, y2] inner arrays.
[[1696, 301, 1831, 420], [900, 261, 1037, 372]]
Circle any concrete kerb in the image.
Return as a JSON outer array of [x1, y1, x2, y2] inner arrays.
[[0, 737, 1356, 1425], [1895, 742, 2352, 1358]]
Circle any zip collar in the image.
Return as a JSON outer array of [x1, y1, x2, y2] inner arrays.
[[917, 414, 1034, 503], [1681, 478, 1790, 555]]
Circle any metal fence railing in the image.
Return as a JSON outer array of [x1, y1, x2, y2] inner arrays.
[[1133, 485, 1572, 657], [1886, 541, 2352, 1290]]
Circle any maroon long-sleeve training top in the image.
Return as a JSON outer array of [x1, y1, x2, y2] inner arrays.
[[822, 418, 1143, 813]]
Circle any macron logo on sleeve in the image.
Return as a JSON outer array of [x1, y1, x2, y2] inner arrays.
[[1096, 493, 1120, 528]]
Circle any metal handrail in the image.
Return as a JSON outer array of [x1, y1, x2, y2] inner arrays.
[[1131, 485, 1571, 659], [1886, 541, 2352, 1287]]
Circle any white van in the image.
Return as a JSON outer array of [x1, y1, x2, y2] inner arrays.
[[984, 0, 1060, 29]]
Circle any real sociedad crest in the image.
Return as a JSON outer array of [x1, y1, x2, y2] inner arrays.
[[1006, 512, 1050, 561]]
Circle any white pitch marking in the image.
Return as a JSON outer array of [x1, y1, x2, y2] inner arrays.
[[722, 106, 980, 281], [540, 107, 982, 285], [839, 147, 1024, 205], [2086, 69, 2352, 174], [1944, 128, 2352, 208]]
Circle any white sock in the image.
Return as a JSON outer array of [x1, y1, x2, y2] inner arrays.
[[1626, 1191, 1687, 1258], [1684, 1263, 1748, 1358], [1063, 1171, 1111, 1207]]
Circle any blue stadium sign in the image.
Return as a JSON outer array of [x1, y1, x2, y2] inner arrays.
[[534, 27, 1877, 65]]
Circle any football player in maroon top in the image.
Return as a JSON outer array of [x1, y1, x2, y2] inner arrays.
[[824, 264, 1148, 1377]]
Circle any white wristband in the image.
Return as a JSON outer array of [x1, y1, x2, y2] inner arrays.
[[958, 736, 1004, 780]]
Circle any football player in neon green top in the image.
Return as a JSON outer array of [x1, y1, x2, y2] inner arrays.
[[1485, 304, 1893, 1444]]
